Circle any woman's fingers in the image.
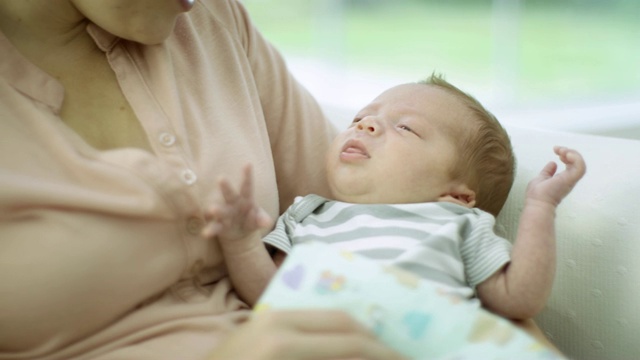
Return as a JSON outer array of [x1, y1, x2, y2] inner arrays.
[[273, 311, 406, 359], [284, 333, 406, 360], [247, 311, 406, 360], [257, 310, 374, 336]]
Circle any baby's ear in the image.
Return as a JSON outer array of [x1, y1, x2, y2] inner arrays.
[[437, 184, 476, 208]]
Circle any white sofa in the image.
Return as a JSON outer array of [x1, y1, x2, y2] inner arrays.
[[497, 125, 640, 360]]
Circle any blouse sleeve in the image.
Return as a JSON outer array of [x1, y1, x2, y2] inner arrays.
[[223, 0, 338, 211]]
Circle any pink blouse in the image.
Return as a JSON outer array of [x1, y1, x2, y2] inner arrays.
[[0, 1, 336, 359]]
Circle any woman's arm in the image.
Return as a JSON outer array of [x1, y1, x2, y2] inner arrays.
[[477, 146, 586, 319], [223, 0, 338, 210]]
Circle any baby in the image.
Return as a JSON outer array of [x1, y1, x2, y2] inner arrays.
[[203, 74, 586, 324]]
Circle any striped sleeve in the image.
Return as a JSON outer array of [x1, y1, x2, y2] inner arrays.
[[460, 210, 513, 288], [262, 195, 327, 253], [262, 211, 294, 253]]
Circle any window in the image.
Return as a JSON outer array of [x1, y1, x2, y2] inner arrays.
[[243, 0, 640, 139]]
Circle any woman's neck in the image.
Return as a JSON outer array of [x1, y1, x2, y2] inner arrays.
[[0, 0, 93, 69]]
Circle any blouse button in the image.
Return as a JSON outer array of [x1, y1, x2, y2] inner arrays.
[[181, 169, 197, 185], [159, 132, 176, 147], [186, 217, 203, 235]]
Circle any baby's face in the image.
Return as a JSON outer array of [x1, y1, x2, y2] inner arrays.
[[326, 83, 470, 204]]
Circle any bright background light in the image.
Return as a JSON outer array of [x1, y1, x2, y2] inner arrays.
[[243, 0, 640, 139]]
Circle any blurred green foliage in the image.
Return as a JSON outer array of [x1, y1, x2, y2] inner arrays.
[[243, 0, 640, 103]]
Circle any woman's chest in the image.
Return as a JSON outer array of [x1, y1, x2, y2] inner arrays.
[[58, 61, 152, 152]]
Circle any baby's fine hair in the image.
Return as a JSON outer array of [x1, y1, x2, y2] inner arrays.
[[419, 74, 516, 217]]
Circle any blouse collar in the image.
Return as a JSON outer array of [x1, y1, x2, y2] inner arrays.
[[0, 23, 121, 114]]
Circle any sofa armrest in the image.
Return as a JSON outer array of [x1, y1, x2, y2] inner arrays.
[[496, 125, 640, 360]]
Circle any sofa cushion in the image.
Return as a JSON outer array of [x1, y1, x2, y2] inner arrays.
[[498, 125, 640, 360]]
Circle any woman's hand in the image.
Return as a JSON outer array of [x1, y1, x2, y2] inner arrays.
[[210, 310, 407, 360]]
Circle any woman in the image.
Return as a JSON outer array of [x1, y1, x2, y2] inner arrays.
[[0, 0, 403, 359]]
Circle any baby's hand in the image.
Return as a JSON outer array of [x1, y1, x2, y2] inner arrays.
[[202, 165, 273, 251], [526, 146, 586, 209]]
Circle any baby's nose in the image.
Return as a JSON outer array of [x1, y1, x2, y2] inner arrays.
[[356, 117, 380, 135]]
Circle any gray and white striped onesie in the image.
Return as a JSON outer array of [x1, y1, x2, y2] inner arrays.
[[263, 194, 512, 300]]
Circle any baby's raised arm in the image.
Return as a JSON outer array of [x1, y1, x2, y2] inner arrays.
[[524, 146, 587, 208], [477, 146, 586, 319], [202, 165, 277, 306]]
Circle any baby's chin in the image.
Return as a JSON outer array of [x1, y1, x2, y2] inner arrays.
[[327, 185, 375, 204], [328, 188, 418, 205]]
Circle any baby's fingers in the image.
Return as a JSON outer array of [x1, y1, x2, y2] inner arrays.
[[218, 177, 239, 203], [553, 146, 586, 181], [256, 207, 274, 229], [538, 161, 558, 179], [240, 164, 255, 200], [553, 146, 573, 164], [202, 204, 231, 236], [201, 221, 223, 238]]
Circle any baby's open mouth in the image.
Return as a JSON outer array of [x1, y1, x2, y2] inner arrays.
[[341, 139, 370, 158]]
